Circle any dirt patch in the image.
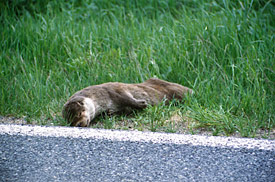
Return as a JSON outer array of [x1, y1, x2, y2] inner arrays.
[[165, 112, 275, 139], [0, 116, 28, 125]]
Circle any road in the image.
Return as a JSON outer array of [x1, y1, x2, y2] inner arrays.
[[0, 124, 274, 182]]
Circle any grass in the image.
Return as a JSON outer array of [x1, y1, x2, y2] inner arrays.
[[0, 0, 274, 138]]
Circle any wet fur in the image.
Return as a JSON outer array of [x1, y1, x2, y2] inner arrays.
[[62, 78, 193, 127]]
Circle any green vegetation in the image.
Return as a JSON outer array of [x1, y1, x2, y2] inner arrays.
[[0, 0, 274, 138]]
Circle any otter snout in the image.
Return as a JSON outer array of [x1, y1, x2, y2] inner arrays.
[[72, 116, 90, 127]]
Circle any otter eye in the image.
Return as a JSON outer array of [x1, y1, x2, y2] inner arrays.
[[77, 112, 82, 117]]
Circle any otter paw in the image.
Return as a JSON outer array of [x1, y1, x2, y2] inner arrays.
[[137, 100, 147, 108]]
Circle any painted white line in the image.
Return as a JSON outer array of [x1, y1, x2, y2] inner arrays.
[[0, 124, 274, 151]]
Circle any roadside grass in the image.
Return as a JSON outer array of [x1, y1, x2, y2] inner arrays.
[[0, 0, 274, 138]]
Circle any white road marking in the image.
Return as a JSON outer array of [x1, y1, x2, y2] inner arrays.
[[0, 124, 274, 151]]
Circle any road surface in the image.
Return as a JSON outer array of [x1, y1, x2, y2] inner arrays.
[[0, 124, 274, 182]]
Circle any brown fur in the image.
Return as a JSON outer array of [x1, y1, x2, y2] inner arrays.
[[62, 78, 193, 127]]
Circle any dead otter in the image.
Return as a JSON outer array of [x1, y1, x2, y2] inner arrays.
[[62, 78, 193, 127]]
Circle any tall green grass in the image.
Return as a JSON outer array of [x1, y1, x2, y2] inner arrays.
[[0, 0, 274, 137]]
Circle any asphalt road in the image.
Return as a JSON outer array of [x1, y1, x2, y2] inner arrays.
[[0, 124, 274, 182]]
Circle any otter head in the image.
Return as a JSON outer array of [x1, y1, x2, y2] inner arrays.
[[62, 96, 92, 127]]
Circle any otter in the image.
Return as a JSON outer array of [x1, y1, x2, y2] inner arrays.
[[62, 78, 193, 127]]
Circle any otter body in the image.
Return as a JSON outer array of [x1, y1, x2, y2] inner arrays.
[[62, 78, 193, 127]]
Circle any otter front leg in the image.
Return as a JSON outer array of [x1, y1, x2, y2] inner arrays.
[[131, 99, 147, 109], [119, 95, 147, 109], [109, 90, 148, 109]]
